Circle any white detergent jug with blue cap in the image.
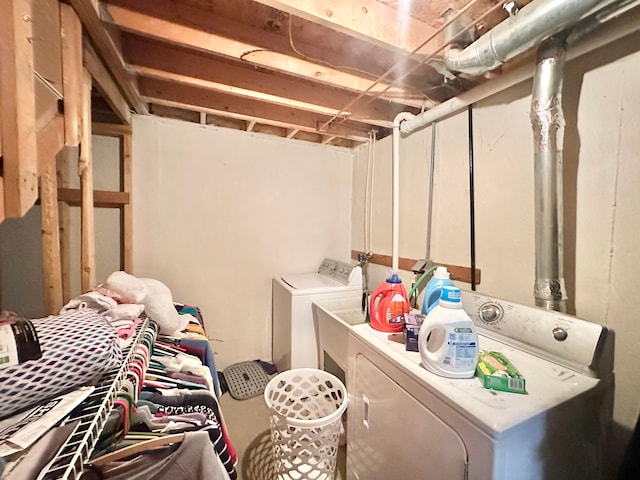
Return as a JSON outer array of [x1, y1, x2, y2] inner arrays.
[[421, 266, 454, 314], [418, 286, 479, 378]]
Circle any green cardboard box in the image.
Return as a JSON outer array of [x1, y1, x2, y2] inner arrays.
[[476, 350, 527, 394]]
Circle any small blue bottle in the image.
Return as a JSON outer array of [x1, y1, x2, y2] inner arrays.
[[421, 266, 454, 314]]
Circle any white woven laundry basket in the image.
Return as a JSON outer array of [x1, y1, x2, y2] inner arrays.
[[264, 368, 348, 480]]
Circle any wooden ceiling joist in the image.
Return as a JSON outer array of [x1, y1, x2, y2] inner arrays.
[[103, 2, 422, 107], [122, 35, 417, 128], [67, 0, 147, 114], [139, 77, 373, 142], [251, 0, 441, 56]]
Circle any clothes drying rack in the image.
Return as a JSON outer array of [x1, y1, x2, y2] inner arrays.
[[39, 316, 154, 480]]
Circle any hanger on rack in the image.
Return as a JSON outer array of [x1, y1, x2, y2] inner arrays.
[[89, 432, 186, 467]]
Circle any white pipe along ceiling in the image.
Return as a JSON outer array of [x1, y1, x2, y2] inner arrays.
[[389, 0, 640, 303]]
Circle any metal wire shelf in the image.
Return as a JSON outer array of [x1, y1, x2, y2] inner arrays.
[[39, 317, 155, 480]]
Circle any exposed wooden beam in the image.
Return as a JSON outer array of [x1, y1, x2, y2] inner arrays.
[[39, 159, 63, 315], [92, 122, 131, 136], [67, 0, 147, 113], [287, 129, 299, 139], [246, 121, 256, 132], [322, 135, 337, 145], [83, 40, 132, 124], [134, 66, 348, 119], [0, 0, 38, 218], [104, 3, 421, 106], [57, 188, 130, 207], [251, 0, 440, 56], [80, 69, 96, 291], [61, 4, 83, 147], [37, 116, 65, 175], [139, 77, 372, 141], [122, 35, 417, 125]]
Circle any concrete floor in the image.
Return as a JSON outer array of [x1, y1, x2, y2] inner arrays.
[[220, 393, 346, 480]]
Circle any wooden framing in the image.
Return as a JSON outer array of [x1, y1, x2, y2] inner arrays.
[[61, 3, 83, 147], [92, 122, 133, 273], [351, 250, 482, 285], [251, 0, 440, 56], [67, 0, 147, 113], [83, 41, 131, 125], [0, 0, 39, 218], [40, 159, 64, 314], [80, 69, 96, 291]]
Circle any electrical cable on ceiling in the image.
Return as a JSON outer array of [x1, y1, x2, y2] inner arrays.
[[318, 0, 509, 133], [287, 16, 429, 102]]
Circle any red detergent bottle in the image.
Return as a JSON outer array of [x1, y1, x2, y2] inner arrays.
[[369, 270, 410, 333]]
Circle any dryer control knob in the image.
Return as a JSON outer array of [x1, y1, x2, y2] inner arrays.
[[479, 303, 502, 324], [553, 327, 568, 341]]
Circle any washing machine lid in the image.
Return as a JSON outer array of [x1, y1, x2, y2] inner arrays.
[[280, 273, 351, 291]]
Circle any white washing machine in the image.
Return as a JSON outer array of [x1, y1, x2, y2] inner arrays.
[[272, 258, 362, 372], [314, 290, 615, 479]]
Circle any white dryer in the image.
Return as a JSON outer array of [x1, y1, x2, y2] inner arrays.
[[272, 258, 362, 372], [315, 290, 615, 480]]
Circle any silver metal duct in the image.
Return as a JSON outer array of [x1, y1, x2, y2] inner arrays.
[[444, 0, 606, 75], [531, 35, 567, 312]]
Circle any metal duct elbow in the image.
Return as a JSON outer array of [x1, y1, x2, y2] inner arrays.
[[444, 0, 606, 76], [531, 35, 567, 312]]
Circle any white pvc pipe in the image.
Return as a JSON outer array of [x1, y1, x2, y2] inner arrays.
[[391, 113, 414, 271]]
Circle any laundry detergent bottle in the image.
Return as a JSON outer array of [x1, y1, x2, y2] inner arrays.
[[421, 266, 454, 315], [418, 286, 479, 378], [369, 270, 410, 333]]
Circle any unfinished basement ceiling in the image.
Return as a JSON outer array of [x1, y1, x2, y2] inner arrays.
[[87, 0, 532, 147]]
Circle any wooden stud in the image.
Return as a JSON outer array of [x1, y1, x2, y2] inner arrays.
[[39, 158, 63, 315], [287, 129, 299, 139], [61, 3, 83, 146], [36, 116, 65, 175], [92, 122, 132, 136], [122, 132, 133, 273], [80, 69, 96, 291], [83, 40, 132, 125], [57, 188, 130, 207], [57, 146, 72, 303], [0, 0, 39, 217]]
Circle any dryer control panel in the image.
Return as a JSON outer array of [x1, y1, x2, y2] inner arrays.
[[461, 290, 613, 379], [318, 258, 362, 286]]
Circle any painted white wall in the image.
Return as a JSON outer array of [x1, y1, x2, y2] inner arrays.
[[131, 116, 353, 369], [352, 33, 640, 474]]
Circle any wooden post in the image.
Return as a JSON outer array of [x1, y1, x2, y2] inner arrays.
[[40, 159, 64, 314], [61, 3, 82, 147], [57, 147, 72, 303], [0, 0, 38, 217], [80, 69, 96, 291], [122, 132, 133, 273]]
